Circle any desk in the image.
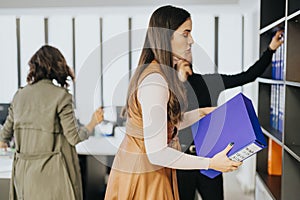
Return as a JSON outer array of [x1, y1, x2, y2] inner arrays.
[[0, 126, 125, 200], [0, 155, 13, 199], [76, 126, 125, 155], [0, 157, 12, 179], [0, 127, 125, 177]]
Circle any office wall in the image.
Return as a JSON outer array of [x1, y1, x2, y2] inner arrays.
[[217, 14, 243, 105], [0, 16, 18, 103], [0, 5, 248, 122]]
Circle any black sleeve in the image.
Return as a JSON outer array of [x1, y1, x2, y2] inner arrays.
[[187, 73, 226, 107], [221, 47, 275, 89]]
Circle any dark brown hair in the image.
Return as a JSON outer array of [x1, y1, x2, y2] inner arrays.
[[27, 45, 74, 88], [126, 5, 191, 125]]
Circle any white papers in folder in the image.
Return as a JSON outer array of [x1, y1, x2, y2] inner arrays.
[[98, 122, 114, 136], [229, 143, 262, 162], [94, 106, 118, 136], [103, 106, 117, 122]]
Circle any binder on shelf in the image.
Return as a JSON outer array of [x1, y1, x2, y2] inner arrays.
[[270, 85, 275, 129], [278, 46, 282, 80], [272, 50, 276, 79], [271, 35, 284, 80], [278, 85, 284, 133], [269, 84, 284, 133], [267, 138, 282, 175], [275, 85, 279, 130], [279, 45, 284, 80], [275, 47, 280, 80], [191, 93, 267, 179]]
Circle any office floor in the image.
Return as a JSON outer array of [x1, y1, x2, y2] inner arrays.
[[195, 170, 255, 200]]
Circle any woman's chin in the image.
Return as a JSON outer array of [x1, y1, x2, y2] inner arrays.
[[184, 52, 192, 63]]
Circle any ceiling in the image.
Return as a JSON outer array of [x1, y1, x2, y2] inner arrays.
[[0, 0, 239, 8]]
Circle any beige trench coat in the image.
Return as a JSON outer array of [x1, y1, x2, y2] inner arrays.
[[0, 79, 89, 200]]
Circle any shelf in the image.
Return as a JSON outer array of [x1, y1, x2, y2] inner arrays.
[[288, 0, 300, 16], [256, 166, 281, 200], [256, 133, 282, 199], [258, 78, 285, 85], [286, 14, 300, 82], [260, 17, 286, 34], [286, 81, 300, 87], [258, 172, 281, 200], [256, 173, 278, 200], [261, 127, 283, 146], [259, 26, 285, 79], [282, 150, 300, 199], [258, 83, 284, 142], [284, 86, 300, 157], [258, 83, 272, 129], [262, 125, 283, 143], [259, 0, 299, 198], [260, 0, 286, 30], [284, 145, 300, 162], [287, 10, 300, 21]]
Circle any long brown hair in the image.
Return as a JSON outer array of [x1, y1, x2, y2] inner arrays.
[[27, 45, 74, 88], [126, 5, 190, 125]]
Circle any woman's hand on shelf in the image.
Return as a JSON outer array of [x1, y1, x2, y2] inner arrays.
[[269, 30, 284, 51]]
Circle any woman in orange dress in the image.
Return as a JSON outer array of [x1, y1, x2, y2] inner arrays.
[[104, 5, 242, 200]]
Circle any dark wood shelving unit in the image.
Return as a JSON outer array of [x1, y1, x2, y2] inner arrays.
[[257, 1, 300, 199]]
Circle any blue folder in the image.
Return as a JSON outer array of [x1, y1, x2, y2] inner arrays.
[[191, 93, 267, 179]]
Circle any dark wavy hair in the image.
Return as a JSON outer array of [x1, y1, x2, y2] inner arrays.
[[27, 45, 74, 88], [126, 5, 190, 125]]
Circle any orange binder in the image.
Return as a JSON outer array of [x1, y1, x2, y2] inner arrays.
[[267, 138, 282, 175]]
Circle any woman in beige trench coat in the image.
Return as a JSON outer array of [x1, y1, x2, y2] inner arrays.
[[0, 45, 103, 200]]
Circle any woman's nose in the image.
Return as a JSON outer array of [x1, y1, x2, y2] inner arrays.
[[188, 34, 194, 45]]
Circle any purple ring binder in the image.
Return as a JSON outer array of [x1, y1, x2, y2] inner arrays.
[[191, 93, 267, 179]]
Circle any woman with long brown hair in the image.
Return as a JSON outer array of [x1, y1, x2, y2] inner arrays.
[[0, 45, 103, 200], [105, 5, 242, 200]]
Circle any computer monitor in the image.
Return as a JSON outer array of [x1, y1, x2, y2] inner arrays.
[[0, 104, 10, 125]]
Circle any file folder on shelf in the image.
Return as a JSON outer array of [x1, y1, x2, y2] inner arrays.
[[191, 93, 267, 179], [267, 138, 282, 175]]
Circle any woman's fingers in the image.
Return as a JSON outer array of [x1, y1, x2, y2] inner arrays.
[[222, 142, 234, 155], [269, 30, 284, 50], [0, 142, 8, 151], [95, 107, 104, 123], [231, 160, 243, 167], [225, 161, 242, 172]]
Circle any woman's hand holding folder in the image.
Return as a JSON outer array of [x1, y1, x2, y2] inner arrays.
[[208, 142, 243, 172]]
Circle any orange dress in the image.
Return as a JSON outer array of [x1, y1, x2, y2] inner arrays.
[[104, 64, 180, 200]]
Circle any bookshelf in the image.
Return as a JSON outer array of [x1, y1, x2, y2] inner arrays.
[[256, 0, 300, 199]]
